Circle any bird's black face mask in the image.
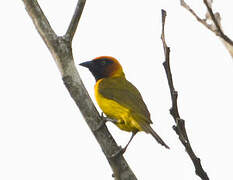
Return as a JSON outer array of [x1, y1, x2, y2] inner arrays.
[[79, 58, 114, 81]]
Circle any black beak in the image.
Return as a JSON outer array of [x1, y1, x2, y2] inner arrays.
[[79, 61, 92, 68]]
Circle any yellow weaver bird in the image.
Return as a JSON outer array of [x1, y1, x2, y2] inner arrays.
[[80, 56, 169, 153]]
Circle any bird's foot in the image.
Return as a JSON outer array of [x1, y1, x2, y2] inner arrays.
[[108, 146, 126, 159], [102, 112, 118, 124], [93, 114, 107, 132], [93, 112, 118, 132]]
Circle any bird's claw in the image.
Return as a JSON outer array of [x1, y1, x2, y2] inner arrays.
[[101, 112, 118, 123], [108, 146, 126, 158], [93, 114, 107, 132], [93, 120, 106, 132], [101, 112, 105, 119], [94, 112, 118, 132]]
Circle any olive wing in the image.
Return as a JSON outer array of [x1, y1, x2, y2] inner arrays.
[[98, 77, 152, 124]]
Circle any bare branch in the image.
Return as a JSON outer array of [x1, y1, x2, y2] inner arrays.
[[202, 0, 233, 46], [22, 0, 137, 179], [180, 0, 214, 32], [161, 9, 209, 180], [181, 0, 233, 58], [65, 0, 86, 41], [22, 0, 58, 57]]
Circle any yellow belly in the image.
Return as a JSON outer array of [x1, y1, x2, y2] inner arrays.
[[95, 80, 142, 132]]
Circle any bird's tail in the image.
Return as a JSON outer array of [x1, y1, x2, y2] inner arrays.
[[148, 126, 170, 149]]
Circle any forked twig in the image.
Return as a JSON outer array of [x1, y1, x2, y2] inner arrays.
[[202, 0, 233, 46], [181, 0, 233, 58]]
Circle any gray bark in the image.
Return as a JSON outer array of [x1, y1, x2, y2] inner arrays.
[[22, 0, 137, 179]]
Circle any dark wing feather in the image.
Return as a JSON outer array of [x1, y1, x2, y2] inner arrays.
[[98, 77, 152, 124]]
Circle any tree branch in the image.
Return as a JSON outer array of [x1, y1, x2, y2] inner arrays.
[[180, 0, 233, 58], [65, 0, 86, 41], [21, 0, 58, 59], [161, 9, 209, 180], [22, 0, 137, 179], [202, 0, 233, 46], [180, 0, 214, 32]]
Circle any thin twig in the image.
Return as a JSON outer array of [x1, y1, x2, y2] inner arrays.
[[161, 9, 209, 180], [202, 0, 233, 46], [22, 1, 137, 179], [65, 0, 86, 41], [180, 0, 233, 58], [180, 0, 214, 33]]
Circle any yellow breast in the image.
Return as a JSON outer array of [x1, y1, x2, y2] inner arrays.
[[94, 79, 142, 132]]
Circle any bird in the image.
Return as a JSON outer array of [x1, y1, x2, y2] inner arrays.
[[79, 56, 169, 154]]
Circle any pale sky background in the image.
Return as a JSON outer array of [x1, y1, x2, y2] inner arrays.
[[1, 0, 233, 179]]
